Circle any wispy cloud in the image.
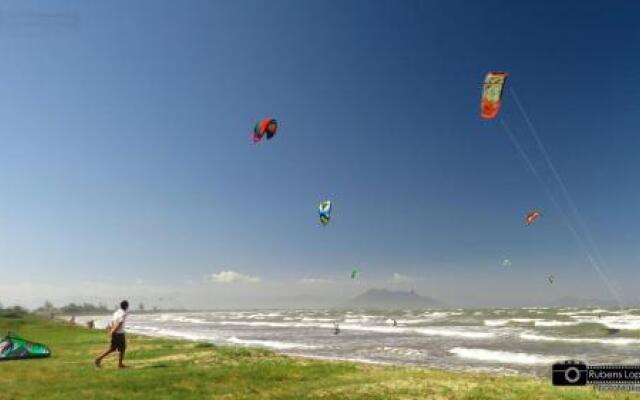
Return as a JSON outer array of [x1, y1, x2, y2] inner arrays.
[[210, 270, 261, 284], [298, 278, 334, 285], [391, 273, 412, 283]]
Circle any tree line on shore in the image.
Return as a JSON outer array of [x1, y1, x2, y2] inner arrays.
[[0, 300, 177, 318]]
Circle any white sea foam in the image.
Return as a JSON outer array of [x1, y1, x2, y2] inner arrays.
[[558, 309, 627, 316], [533, 320, 580, 327], [386, 318, 433, 325], [128, 326, 217, 342], [214, 320, 494, 339], [376, 346, 427, 358], [217, 320, 332, 329], [154, 315, 209, 324], [570, 315, 640, 330], [329, 323, 494, 339], [484, 318, 541, 326], [449, 347, 562, 365], [413, 327, 495, 339], [177, 316, 209, 324], [246, 312, 283, 319], [520, 332, 640, 345], [227, 337, 318, 350], [344, 317, 379, 324], [484, 319, 509, 326], [302, 317, 337, 322], [422, 311, 463, 318], [484, 318, 578, 327]]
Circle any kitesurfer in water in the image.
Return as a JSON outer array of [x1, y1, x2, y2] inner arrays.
[[393, 319, 398, 327], [333, 322, 340, 335]]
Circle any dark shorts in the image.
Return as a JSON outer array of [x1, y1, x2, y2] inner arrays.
[[110, 333, 126, 352]]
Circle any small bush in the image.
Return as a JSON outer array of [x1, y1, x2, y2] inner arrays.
[[195, 342, 216, 348], [0, 306, 29, 319]]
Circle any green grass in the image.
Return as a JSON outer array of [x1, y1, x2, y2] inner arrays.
[[0, 316, 638, 399]]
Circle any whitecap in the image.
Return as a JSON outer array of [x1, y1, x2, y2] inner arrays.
[[520, 332, 640, 345], [227, 337, 318, 350], [449, 347, 563, 365]]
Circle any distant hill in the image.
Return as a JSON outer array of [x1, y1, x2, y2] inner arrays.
[[549, 296, 618, 308], [347, 289, 442, 309]]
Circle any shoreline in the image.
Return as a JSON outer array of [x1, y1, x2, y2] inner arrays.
[[65, 315, 527, 376], [71, 314, 552, 379], [64, 309, 640, 382], [67, 310, 587, 378], [72, 316, 525, 377], [280, 352, 528, 377], [2, 315, 638, 399]]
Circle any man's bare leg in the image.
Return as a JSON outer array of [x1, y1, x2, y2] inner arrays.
[[95, 348, 114, 368], [117, 349, 126, 368]]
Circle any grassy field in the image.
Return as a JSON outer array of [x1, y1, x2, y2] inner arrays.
[[0, 315, 639, 399]]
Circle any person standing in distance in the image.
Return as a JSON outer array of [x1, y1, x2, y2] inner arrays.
[[94, 300, 129, 369]]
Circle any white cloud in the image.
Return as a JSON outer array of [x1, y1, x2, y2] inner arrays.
[[298, 278, 334, 285], [391, 273, 412, 283], [210, 270, 260, 284]]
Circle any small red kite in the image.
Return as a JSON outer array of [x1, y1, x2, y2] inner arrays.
[[525, 209, 543, 226], [252, 118, 278, 143]]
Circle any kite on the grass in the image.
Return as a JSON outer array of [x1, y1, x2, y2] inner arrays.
[[0, 333, 51, 361]]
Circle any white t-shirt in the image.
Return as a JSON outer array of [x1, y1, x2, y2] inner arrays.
[[112, 309, 127, 334]]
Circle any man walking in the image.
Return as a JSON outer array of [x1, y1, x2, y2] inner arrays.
[[95, 300, 129, 369]]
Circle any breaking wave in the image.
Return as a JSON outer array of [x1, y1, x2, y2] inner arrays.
[[227, 337, 319, 350], [449, 347, 563, 365], [520, 332, 640, 346]]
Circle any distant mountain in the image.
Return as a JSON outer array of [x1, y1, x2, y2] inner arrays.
[[347, 289, 442, 309], [549, 296, 619, 308]]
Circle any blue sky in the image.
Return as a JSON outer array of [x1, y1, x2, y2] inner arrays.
[[1, 0, 639, 308]]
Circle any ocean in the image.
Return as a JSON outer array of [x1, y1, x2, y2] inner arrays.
[[76, 307, 640, 377]]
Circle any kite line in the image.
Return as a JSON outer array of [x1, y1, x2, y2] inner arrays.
[[500, 115, 624, 308]]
